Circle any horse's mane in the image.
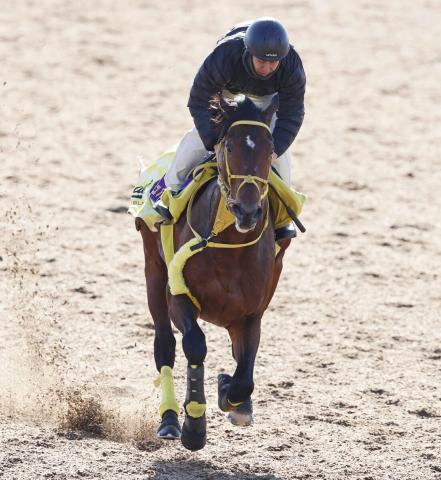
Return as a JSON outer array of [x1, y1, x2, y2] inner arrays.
[[209, 94, 266, 143]]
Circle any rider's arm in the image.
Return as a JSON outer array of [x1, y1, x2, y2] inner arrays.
[[272, 51, 306, 157], [187, 43, 235, 151]]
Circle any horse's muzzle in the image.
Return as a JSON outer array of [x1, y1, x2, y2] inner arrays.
[[231, 202, 263, 232]]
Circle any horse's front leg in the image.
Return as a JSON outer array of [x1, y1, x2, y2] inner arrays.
[[218, 314, 262, 426], [168, 294, 207, 451], [140, 223, 180, 440]]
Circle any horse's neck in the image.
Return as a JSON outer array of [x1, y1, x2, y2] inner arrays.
[[191, 179, 221, 238]]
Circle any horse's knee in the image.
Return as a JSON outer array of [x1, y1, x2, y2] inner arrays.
[[228, 378, 254, 404], [154, 328, 176, 352], [154, 327, 176, 370], [182, 324, 207, 365]]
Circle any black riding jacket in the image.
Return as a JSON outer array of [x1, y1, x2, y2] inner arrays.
[[188, 25, 306, 157]]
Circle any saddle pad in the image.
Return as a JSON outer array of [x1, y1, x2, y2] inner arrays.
[[128, 145, 178, 232], [129, 155, 218, 232]]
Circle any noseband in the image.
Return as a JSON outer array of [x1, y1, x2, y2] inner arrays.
[[217, 120, 272, 209]]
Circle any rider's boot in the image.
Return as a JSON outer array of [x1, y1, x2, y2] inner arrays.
[[275, 222, 297, 242], [150, 177, 174, 221], [152, 198, 173, 222]]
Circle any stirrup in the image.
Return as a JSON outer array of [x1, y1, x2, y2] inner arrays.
[[275, 222, 297, 241], [153, 199, 173, 221]]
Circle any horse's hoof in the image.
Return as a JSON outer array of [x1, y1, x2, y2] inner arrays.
[[228, 411, 253, 426], [157, 410, 181, 440], [181, 414, 206, 451], [217, 373, 233, 412], [228, 397, 253, 426]]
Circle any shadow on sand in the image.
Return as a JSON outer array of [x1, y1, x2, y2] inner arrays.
[[151, 459, 282, 480]]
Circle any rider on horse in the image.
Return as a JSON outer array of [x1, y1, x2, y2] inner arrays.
[[152, 17, 306, 240]]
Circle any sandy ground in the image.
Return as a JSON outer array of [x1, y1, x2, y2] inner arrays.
[[1, 0, 441, 479]]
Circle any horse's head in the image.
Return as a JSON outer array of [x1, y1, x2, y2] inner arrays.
[[212, 95, 278, 233]]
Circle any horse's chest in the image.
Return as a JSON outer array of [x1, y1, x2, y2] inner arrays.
[[184, 247, 274, 322]]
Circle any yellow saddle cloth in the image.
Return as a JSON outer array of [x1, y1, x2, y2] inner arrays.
[[128, 146, 306, 234]]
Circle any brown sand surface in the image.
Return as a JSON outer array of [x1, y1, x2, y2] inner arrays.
[[1, 0, 441, 479]]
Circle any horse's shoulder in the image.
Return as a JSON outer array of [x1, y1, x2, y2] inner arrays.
[[190, 178, 220, 231], [173, 177, 219, 246]]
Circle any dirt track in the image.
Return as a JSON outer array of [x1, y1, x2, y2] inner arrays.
[[1, 1, 441, 479]]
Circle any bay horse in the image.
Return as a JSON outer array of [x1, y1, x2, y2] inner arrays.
[[136, 95, 292, 451]]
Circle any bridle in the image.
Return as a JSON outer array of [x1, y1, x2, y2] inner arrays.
[[216, 120, 273, 209]]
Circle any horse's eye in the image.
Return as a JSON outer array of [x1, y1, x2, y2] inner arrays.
[[226, 142, 233, 153]]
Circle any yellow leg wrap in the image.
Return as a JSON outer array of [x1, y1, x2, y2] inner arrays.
[[228, 399, 242, 408], [154, 366, 180, 417], [185, 401, 206, 418], [168, 236, 204, 310]]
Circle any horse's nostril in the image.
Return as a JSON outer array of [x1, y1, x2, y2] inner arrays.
[[232, 203, 262, 222], [231, 203, 243, 217]]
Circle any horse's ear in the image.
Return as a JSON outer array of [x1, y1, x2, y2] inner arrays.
[[262, 95, 279, 126]]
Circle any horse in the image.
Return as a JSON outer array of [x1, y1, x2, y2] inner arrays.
[[136, 94, 293, 451]]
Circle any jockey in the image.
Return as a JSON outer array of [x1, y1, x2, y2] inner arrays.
[[153, 17, 306, 240]]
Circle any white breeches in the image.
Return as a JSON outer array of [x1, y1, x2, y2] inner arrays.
[[164, 91, 292, 191]]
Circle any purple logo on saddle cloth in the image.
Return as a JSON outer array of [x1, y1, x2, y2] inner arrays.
[[149, 176, 166, 203], [149, 171, 197, 204]]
